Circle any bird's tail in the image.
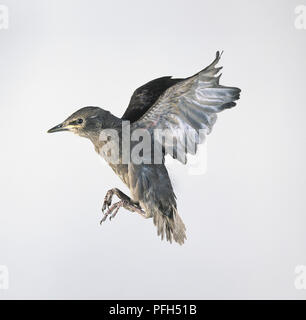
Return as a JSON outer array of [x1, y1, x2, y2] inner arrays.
[[153, 208, 187, 245]]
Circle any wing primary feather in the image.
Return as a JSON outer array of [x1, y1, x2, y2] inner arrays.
[[131, 51, 241, 164]]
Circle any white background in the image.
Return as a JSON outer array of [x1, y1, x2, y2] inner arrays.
[[0, 0, 306, 299]]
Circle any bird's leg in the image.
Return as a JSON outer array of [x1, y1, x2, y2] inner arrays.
[[102, 188, 130, 213], [100, 188, 146, 223]]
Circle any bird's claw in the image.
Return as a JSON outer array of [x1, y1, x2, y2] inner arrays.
[[100, 200, 124, 224], [109, 204, 121, 221], [100, 214, 108, 224], [101, 189, 114, 214]]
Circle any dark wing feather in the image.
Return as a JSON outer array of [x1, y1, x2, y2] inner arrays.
[[122, 76, 183, 122], [132, 51, 241, 164]]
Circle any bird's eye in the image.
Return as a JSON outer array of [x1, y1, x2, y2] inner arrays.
[[77, 119, 83, 124]]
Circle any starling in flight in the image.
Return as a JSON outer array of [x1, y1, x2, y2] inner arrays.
[[48, 52, 241, 245]]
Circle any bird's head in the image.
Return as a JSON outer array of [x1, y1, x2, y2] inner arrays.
[[47, 106, 108, 138]]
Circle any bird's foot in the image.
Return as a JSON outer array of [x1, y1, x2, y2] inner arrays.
[[101, 188, 130, 214], [100, 200, 124, 224], [100, 199, 146, 224]]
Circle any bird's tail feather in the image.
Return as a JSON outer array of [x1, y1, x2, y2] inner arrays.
[[153, 208, 187, 245]]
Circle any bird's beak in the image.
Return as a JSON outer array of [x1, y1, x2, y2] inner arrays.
[[47, 123, 69, 133]]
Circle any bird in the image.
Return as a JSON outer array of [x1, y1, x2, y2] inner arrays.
[[48, 51, 241, 245]]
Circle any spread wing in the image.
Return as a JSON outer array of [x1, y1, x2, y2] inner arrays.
[[122, 76, 183, 122], [132, 51, 241, 164]]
